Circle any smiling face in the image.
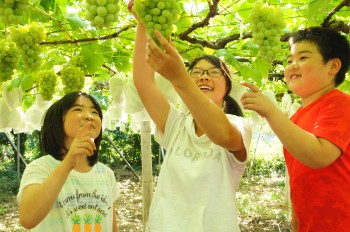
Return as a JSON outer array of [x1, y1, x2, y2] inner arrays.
[[284, 41, 337, 106], [63, 96, 102, 149], [190, 59, 227, 107]]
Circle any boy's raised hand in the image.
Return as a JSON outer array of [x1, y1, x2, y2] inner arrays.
[[240, 81, 278, 118], [146, 30, 189, 84]]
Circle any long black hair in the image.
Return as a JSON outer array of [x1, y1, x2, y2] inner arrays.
[[41, 92, 103, 166], [188, 55, 243, 117]]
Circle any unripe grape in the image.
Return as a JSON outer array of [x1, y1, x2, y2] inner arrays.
[[105, 14, 115, 23], [94, 15, 105, 26], [144, 14, 152, 22], [96, 0, 107, 6], [88, 5, 98, 14], [4, 7, 13, 15], [161, 9, 170, 17], [106, 3, 116, 13], [152, 8, 161, 16], [97, 6, 107, 16], [157, 1, 165, 10], [158, 16, 166, 24]]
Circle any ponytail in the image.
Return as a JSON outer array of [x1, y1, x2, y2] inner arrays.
[[223, 95, 243, 117]]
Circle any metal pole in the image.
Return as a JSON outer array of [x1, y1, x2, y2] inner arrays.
[[4, 133, 27, 165], [17, 133, 20, 181], [106, 135, 140, 181]]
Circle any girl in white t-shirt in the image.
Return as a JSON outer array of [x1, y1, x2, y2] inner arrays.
[[17, 92, 119, 232], [131, 6, 252, 231]]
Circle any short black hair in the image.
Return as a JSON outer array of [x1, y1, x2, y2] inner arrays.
[[288, 27, 350, 86], [41, 92, 103, 166]]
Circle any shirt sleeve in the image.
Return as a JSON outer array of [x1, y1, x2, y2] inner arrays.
[[226, 114, 253, 163], [154, 104, 184, 150], [313, 93, 350, 152], [108, 167, 119, 202], [17, 157, 53, 203]]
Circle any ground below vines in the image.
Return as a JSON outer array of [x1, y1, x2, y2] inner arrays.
[[1, 169, 291, 232]]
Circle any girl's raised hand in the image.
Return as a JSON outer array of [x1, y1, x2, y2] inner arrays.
[[146, 30, 189, 84], [65, 122, 96, 169], [127, 0, 139, 21]]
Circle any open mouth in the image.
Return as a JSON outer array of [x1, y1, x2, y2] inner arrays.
[[290, 74, 301, 80], [199, 85, 213, 91]]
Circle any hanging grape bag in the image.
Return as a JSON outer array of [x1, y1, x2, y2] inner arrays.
[[133, 0, 180, 44]]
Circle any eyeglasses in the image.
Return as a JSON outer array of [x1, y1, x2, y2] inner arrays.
[[189, 68, 224, 78]]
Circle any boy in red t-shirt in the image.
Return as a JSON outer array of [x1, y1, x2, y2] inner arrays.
[[241, 27, 350, 232]]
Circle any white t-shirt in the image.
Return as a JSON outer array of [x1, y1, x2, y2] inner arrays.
[[17, 155, 119, 232], [147, 105, 252, 232]]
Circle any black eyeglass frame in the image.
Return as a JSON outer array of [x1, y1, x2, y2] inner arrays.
[[189, 67, 224, 78]]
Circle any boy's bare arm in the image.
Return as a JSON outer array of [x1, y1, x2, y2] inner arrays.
[[241, 82, 341, 169]]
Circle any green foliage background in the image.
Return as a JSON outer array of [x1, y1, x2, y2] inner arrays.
[[1, 0, 349, 104], [0, 0, 349, 206]]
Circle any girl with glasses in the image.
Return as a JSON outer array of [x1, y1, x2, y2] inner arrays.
[[131, 8, 252, 232]]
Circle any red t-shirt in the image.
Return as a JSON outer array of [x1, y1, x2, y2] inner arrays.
[[284, 89, 350, 232]]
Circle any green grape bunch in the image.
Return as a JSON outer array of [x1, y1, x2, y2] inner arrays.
[[85, 0, 121, 28], [0, 0, 29, 24], [249, 1, 286, 63], [36, 70, 58, 101], [60, 66, 85, 94], [133, 0, 180, 43], [7, 23, 46, 70], [0, 39, 19, 83], [69, 55, 87, 73]]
